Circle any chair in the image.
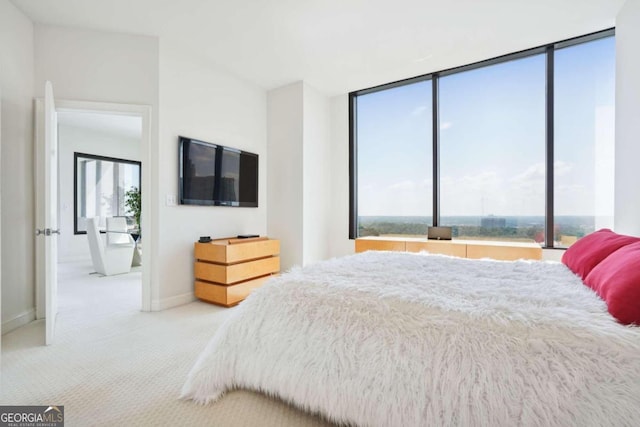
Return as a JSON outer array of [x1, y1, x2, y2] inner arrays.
[[107, 216, 141, 266], [86, 217, 134, 276], [105, 217, 131, 244]]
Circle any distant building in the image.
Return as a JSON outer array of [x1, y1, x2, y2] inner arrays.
[[481, 216, 506, 228]]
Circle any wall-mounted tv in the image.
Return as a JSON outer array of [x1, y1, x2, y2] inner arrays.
[[179, 136, 258, 207]]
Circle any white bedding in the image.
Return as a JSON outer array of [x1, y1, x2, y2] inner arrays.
[[182, 251, 640, 426]]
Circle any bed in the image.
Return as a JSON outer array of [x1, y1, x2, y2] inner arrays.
[[182, 239, 640, 426]]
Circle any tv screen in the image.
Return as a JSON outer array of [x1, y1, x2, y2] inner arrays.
[[179, 136, 258, 207]]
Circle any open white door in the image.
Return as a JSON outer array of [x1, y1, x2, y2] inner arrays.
[[36, 81, 59, 345], [1, 85, 3, 351]]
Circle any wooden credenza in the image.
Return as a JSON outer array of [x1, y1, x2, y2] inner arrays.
[[194, 237, 280, 307], [355, 236, 542, 261]]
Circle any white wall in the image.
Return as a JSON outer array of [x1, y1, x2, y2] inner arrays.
[[33, 25, 160, 309], [33, 26, 269, 310], [615, 0, 640, 236], [157, 40, 267, 307], [0, 0, 35, 332], [594, 106, 615, 230], [57, 124, 141, 262], [267, 82, 333, 270], [34, 25, 159, 107], [267, 83, 304, 270], [542, 249, 564, 262], [328, 94, 354, 258], [302, 84, 332, 264]]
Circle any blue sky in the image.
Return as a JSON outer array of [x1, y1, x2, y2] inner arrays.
[[357, 36, 615, 219]]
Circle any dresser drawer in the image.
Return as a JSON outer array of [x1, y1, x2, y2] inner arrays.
[[195, 239, 280, 264], [195, 256, 280, 284], [195, 275, 273, 307]]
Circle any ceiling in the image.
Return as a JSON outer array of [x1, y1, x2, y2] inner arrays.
[[11, 0, 625, 95]]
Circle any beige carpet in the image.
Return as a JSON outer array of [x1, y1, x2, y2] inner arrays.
[[1, 261, 334, 426]]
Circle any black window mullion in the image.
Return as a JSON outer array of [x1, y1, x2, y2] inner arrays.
[[432, 76, 440, 227], [545, 46, 555, 248], [348, 93, 357, 239]]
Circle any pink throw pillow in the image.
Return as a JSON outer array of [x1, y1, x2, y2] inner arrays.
[[561, 229, 640, 280], [585, 242, 640, 325]]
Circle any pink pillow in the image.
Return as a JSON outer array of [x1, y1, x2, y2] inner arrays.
[[561, 229, 640, 280], [585, 242, 640, 325]]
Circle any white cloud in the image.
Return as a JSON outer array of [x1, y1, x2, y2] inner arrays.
[[386, 179, 431, 191], [360, 178, 432, 216], [555, 184, 593, 216], [440, 172, 504, 215], [410, 105, 428, 117], [554, 160, 573, 176], [556, 184, 588, 194], [388, 180, 417, 191], [511, 163, 545, 183], [361, 161, 579, 217], [511, 161, 574, 184], [440, 121, 453, 130]]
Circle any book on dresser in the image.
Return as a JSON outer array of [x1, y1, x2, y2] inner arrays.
[[194, 236, 280, 307]]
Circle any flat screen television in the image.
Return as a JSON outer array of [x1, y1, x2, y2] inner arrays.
[[179, 136, 258, 207]]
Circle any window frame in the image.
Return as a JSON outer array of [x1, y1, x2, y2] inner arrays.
[[73, 152, 142, 235], [348, 28, 615, 248]]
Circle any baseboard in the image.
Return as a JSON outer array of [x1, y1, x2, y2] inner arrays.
[[2, 308, 36, 335], [151, 292, 196, 311]]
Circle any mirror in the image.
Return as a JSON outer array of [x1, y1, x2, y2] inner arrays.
[[74, 152, 141, 234]]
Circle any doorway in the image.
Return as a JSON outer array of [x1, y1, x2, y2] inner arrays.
[[35, 99, 153, 329], [59, 112, 143, 319]]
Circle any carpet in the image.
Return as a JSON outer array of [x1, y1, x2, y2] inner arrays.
[[1, 261, 333, 426]]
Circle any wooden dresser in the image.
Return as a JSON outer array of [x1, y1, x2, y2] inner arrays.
[[194, 237, 280, 307], [355, 236, 542, 261]]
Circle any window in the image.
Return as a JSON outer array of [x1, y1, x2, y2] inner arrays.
[[554, 37, 615, 247], [349, 29, 615, 247], [440, 55, 546, 242], [356, 80, 433, 237], [74, 153, 141, 234]]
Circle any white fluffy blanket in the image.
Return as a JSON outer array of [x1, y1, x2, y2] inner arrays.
[[182, 251, 640, 426]]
